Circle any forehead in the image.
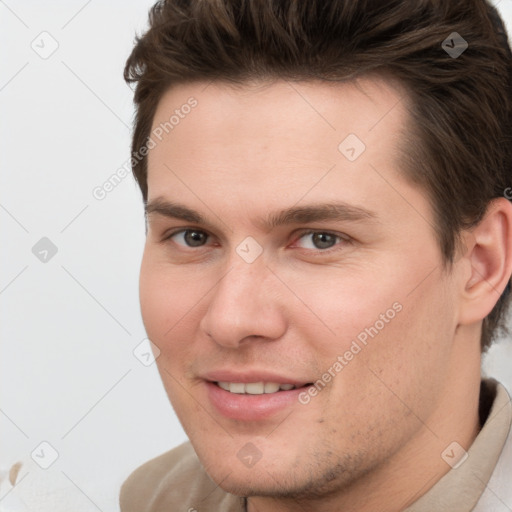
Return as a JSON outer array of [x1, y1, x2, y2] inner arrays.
[[149, 76, 409, 154], [144, 77, 431, 233]]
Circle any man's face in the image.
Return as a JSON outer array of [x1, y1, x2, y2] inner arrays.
[[140, 78, 462, 498]]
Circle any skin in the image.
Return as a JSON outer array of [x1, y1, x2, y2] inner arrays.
[[139, 77, 512, 512]]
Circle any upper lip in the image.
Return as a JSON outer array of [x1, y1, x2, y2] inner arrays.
[[202, 369, 312, 387]]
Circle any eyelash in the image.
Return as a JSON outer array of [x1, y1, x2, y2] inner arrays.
[[161, 228, 349, 254]]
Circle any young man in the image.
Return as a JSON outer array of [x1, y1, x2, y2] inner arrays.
[[120, 1, 512, 510]]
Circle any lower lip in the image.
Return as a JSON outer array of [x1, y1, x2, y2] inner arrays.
[[205, 381, 310, 421]]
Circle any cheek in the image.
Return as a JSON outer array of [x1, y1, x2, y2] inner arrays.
[[139, 250, 194, 328], [139, 252, 212, 371], [343, 277, 456, 417], [289, 267, 404, 360], [309, 263, 456, 405], [139, 256, 167, 339], [138, 252, 194, 346]]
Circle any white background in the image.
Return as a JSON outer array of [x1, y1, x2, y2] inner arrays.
[[1, 1, 511, 511]]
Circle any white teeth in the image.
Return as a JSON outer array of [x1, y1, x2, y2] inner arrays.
[[264, 382, 280, 393], [229, 383, 245, 394], [217, 382, 230, 391], [217, 381, 297, 394], [245, 382, 264, 394]]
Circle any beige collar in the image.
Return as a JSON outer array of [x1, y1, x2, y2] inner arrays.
[[404, 378, 512, 512]]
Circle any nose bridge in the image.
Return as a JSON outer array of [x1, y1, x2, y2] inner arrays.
[[223, 258, 262, 306], [212, 253, 270, 320], [200, 250, 285, 346]]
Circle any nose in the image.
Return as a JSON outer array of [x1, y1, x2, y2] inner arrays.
[[199, 256, 287, 348]]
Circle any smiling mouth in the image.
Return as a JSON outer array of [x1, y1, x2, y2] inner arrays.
[[213, 381, 313, 395]]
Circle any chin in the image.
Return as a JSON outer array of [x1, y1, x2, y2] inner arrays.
[[215, 472, 303, 499], [217, 470, 357, 502], [199, 448, 365, 501]]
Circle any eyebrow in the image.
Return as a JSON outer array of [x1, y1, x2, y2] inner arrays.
[[145, 198, 378, 231]]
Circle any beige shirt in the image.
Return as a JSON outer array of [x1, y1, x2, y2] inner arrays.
[[119, 379, 512, 512]]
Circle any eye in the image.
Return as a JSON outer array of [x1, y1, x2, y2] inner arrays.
[[166, 229, 210, 247], [293, 230, 345, 251]]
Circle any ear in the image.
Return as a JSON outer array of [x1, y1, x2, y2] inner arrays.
[[458, 197, 512, 326]]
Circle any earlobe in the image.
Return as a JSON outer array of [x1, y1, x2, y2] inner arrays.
[[458, 197, 512, 325]]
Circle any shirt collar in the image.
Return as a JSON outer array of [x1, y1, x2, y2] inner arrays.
[[404, 378, 512, 512]]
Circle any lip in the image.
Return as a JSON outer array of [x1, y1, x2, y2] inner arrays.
[[201, 370, 310, 387], [205, 381, 311, 421], [201, 369, 313, 421]]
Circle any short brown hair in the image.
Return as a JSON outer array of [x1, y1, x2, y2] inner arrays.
[[124, 0, 512, 350]]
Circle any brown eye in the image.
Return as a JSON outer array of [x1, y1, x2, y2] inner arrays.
[[170, 229, 209, 247], [296, 231, 341, 250], [312, 232, 337, 249]]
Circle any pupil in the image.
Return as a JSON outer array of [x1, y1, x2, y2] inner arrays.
[[313, 233, 335, 249], [185, 230, 206, 247]]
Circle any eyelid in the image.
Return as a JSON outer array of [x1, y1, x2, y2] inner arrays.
[[162, 227, 350, 254], [290, 229, 349, 253], [161, 227, 213, 245]]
